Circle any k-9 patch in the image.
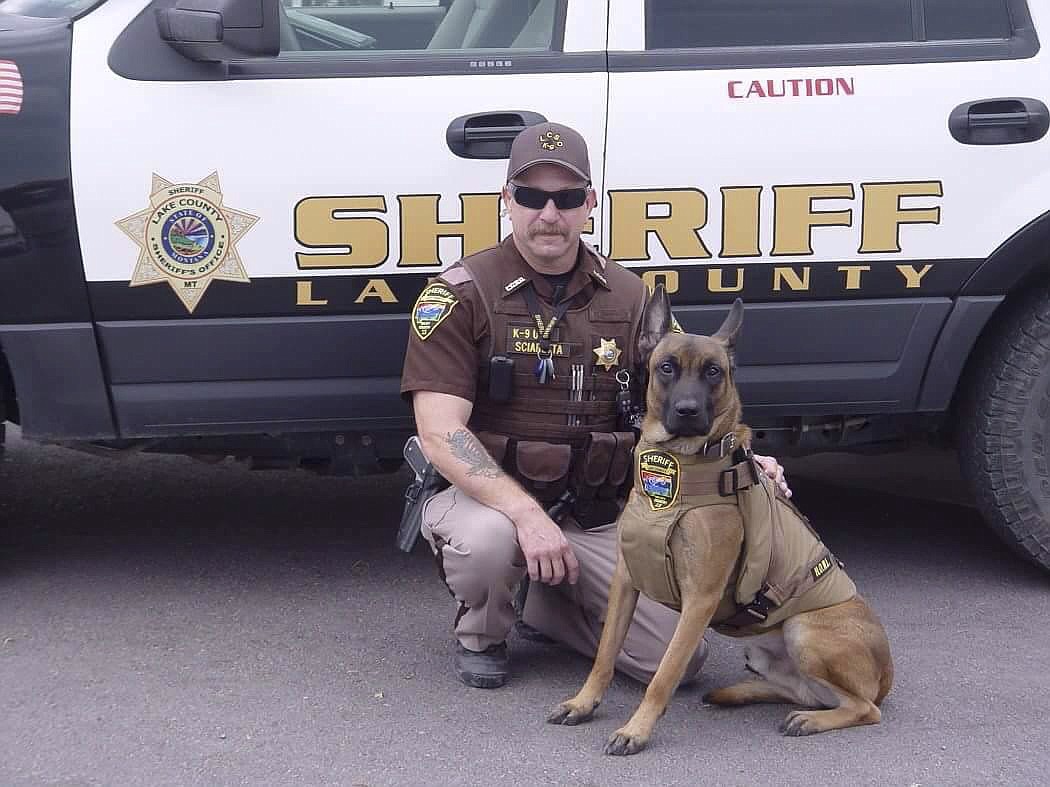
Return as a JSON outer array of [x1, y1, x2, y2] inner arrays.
[[637, 449, 681, 511], [411, 282, 459, 340]]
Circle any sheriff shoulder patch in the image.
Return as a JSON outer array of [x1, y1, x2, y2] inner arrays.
[[411, 282, 459, 340], [638, 449, 681, 511]]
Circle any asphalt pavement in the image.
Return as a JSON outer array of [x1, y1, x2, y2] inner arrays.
[[1, 427, 1048, 786]]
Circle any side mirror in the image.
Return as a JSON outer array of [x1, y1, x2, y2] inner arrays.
[[155, 0, 279, 62]]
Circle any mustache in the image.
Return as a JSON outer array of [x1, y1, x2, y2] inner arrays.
[[529, 223, 567, 238]]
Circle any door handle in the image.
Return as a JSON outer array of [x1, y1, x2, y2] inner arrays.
[[949, 98, 1049, 145], [446, 111, 547, 159]]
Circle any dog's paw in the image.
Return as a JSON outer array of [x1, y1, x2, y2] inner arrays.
[[604, 729, 649, 756], [547, 699, 598, 726], [780, 710, 822, 737]]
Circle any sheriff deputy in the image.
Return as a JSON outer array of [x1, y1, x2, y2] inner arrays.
[[400, 121, 787, 689]]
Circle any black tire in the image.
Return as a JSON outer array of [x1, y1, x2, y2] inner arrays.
[[959, 285, 1050, 572]]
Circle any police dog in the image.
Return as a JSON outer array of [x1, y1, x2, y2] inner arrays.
[[547, 289, 893, 755]]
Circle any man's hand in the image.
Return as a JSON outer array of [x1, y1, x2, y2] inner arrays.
[[753, 454, 791, 498], [513, 508, 580, 586]]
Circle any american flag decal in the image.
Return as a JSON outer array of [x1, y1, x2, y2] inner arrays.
[[0, 60, 24, 116]]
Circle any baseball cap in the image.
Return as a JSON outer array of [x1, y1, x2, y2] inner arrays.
[[506, 122, 591, 184]]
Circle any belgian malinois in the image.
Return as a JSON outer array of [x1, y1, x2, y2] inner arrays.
[[547, 289, 893, 755]]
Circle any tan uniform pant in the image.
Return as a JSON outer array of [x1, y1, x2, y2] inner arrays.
[[420, 485, 708, 685]]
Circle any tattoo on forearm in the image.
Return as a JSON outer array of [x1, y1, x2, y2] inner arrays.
[[445, 429, 503, 478]]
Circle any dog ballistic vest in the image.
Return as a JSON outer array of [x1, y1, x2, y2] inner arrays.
[[618, 440, 857, 634]]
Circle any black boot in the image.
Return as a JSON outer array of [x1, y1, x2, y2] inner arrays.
[[455, 642, 509, 688]]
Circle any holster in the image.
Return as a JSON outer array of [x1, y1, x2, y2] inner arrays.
[[396, 460, 448, 553]]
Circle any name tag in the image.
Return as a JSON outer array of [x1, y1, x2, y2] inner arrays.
[[505, 324, 580, 357]]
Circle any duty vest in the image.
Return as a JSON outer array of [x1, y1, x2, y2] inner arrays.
[[618, 440, 857, 634], [439, 238, 647, 526]]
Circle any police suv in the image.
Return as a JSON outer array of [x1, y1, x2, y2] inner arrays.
[[2, 0, 1050, 571]]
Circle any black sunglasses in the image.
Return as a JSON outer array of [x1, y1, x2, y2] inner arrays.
[[509, 184, 589, 211]]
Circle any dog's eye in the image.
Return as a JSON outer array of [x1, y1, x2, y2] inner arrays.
[[707, 365, 722, 379], [658, 361, 675, 375]]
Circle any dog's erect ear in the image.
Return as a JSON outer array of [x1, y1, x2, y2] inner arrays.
[[638, 284, 673, 367], [713, 298, 744, 367]]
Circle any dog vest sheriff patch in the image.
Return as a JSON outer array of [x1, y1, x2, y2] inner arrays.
[[411, 282, 458, 340], [638, 449, 681, 511]]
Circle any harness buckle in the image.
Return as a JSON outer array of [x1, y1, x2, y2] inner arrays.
[[702, 432, 737, 458], [719, 432, 736, 456], [743, 586, 776, 622], [718, 467, 738, 497]]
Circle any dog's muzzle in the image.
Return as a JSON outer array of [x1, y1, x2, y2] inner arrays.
[[664, 398, 711, 436]]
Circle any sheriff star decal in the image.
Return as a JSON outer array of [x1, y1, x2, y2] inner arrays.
[[593, 337, 622, 371], [411, 282, 459, 340], [115, 172, 258, 314]]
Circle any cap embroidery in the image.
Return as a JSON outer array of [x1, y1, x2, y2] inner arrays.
[[539, 130, 563, 151]]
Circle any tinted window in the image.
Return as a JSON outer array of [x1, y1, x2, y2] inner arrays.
[[924, 0, 1011, 40], [646, 0, 914, 49], [281, 0, 559, 54]]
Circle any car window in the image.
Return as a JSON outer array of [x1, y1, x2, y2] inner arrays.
[[645, 0, 1015, 49], [923, 0, 1012, 40], [280, 0, 561, 54], [646, 0, 912, 48]]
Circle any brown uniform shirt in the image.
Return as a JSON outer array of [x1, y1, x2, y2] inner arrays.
[[400, 235, 625, 404]]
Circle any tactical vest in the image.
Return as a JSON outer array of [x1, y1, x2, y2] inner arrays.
[[440, 238, 647, 527], [618, 440, 857, 634]]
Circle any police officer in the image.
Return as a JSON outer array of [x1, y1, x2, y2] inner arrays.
[[400, 121, 787, 688]]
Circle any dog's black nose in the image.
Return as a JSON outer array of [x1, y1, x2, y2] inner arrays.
[[674, 400, 700, 418]]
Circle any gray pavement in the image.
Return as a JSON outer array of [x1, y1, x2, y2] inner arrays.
[[1, 427, 1048, 786]]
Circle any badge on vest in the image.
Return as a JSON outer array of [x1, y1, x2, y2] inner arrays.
[[411, 283, 458, 340], [638, 450, 681, 511], [593, 337, 622, 371]]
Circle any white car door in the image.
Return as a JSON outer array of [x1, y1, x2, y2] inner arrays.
[[604, 0, 1047, 421], [69, 0, 608, 438]]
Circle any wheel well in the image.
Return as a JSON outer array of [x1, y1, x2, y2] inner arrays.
[[945, 267, 1050, 445]]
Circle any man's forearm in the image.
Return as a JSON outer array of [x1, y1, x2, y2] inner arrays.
[[412, 390, 578, 584], [422, 426, 544, 523]]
